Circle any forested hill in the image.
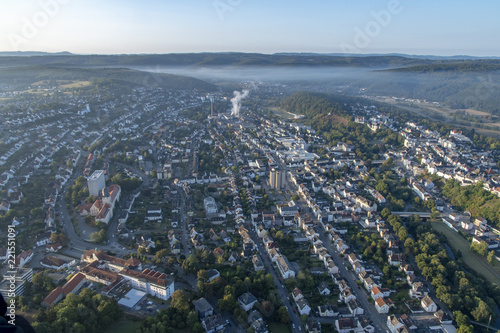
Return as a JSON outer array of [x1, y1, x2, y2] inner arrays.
[[281, 92, 351, 127], [384, 60, 500, 73], [0, 66, 216, 92], [0, 53, 438, 68]]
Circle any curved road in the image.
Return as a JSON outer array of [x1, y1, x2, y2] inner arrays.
[[59, 161, 150, 258]]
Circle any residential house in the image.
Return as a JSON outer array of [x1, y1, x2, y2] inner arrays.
[[371, 286, 383, 300], [16, 249, 34, 268], [421, 295, 437, 313], [318, 305, 339, 317], [201, 314, 225, 333], [317, 282, 330, 296], [387, 315, 405, 333], [297, 298, 312, 315], [375, 298, 390, 314], [347, 299, 364, 316], [335, 318, 362, 333], [252, 255, 265, 271], [193, 297, 214, 319], [238, 292, 258, 312], [276, 255, 295, 279]]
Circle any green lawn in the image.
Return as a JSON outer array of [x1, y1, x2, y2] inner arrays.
[[430, 221, 500, 286], [106, 317, 142, 333], [269, 322, 291, 333]]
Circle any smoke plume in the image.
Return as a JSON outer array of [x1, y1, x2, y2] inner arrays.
[[230, 89, 249, 117]]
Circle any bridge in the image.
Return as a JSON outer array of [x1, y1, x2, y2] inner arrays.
[[391, 211, 434, 218]]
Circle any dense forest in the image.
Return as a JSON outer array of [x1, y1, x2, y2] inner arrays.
[[357, 70, 500, 115], [0, 53, 436, 68]]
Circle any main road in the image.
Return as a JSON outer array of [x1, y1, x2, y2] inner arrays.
[[249, 229, 303, 333], [271, 152, 388, 332]]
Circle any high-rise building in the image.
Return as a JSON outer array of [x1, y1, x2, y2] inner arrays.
[[269, 168, 285, 189], [88, 170, 106, 196], [209, 95, 215, 117]]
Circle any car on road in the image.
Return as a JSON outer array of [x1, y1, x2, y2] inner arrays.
[[292, 324, 295, 328]]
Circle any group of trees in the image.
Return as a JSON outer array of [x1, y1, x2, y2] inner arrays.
[[197, 143, 224, 175], [90, 228, 107, 243], [110, 172, 142, 193], [281, 92, 406, 161], [470, 240, 496, 263], [65, 175, 90, 208], [141, 290, 203, 333], [13, 273, 56, 312], [403, 220, 500, 331], [364, 170, 411, 211], [32, 288, 123, 333], [179, 246, 287, 329], [442, 179, 500, 227]]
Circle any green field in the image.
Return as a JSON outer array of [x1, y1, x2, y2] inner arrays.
[[431, 221, 500, 286], [268, 107, 300, 120], [106, 317, 142, 333], [269, 322, 291, 333]]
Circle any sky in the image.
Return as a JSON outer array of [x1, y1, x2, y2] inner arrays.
[[0, 0, 499, 56]]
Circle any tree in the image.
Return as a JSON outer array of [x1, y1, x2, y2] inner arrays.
[[218, 294, 236, 313], [453, 310, 469, 328], [155, 249, 169, 261], [471, 241, 488, 257], [90, 228, 107, 244], [50, 233, 69, 245], [404, 238, 415, 252], [457, 325, 473, 333], [381, 208, 391, 219], [30, 207, 45, 219], [487, 250, 495, 264], [171, 290, 189, 314], [187, 311, 199, 327], [277, 306, 289, 324], [32, 273, 55, 293], [193, 322, 204, 333], [471, 299, 490, 322]]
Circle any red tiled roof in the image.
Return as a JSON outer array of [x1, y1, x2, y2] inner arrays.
[[43, 287, 63, 305], [120, 268, 170, 287], [62, 273, 85, 294], [375, 298, 386, 307]]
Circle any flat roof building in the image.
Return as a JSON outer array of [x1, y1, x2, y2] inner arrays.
[[88, 170, 105, 196]]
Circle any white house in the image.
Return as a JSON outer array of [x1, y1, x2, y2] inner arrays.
[[296, 298, 311, 315], [421, 295, 437, 312], [276, 255, 295, 279], [317, 282, 330, 296], [375, 298, 389, 314]]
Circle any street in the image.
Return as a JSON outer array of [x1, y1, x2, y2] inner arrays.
[[249, 229, 303, 333]]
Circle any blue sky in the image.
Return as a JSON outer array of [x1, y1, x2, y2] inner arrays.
[[1, 0, 499, 56]]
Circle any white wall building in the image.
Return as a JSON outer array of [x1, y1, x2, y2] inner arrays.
[[88, 170, 106, 196]]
